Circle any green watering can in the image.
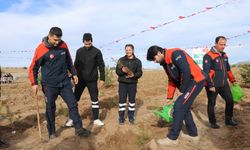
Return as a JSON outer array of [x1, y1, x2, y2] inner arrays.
[[231, 84, 244, 103], [153, 104, 174, 122]]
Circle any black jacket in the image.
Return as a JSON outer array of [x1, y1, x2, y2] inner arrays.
[[116, 55, 143, 84], [74, 46, 105, 82]]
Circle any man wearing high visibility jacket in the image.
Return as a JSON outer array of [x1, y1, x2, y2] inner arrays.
[[147, 46, 205, 145], [203, 36, 238, 129], [29, 27, 91, 139]]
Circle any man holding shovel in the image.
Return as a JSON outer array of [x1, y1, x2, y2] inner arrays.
[[29, 27, 91, 139], [147, 46, 205, 145]]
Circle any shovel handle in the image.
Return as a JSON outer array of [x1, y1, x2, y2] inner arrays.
[[34, 92, 42, 139]]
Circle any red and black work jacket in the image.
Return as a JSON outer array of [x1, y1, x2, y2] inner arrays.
[[161, 48, 205, 99], [29, 37, 76, 87], [203, 47, 236, 88]]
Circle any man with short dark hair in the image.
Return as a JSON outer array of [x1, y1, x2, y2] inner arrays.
[[29, 27, 91, 139], [203, 36, 238, 129], [147, 46, 205, 145], [65, 33, 105, 127]]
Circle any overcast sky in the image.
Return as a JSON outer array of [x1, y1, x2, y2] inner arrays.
[[0, 0, 249, 68]]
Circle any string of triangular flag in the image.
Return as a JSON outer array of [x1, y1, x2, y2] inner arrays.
[[99, 0, 239, 49]]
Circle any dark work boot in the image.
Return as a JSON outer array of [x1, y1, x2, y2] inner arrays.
[[49, 133, 57, 140], [210, 123, 220, 129], [0, 140, 9, 149], [129, 119, 135, 125], [75, 128, 91, 137], [226, 119, 238, 126], [119, 111, 125, 125]]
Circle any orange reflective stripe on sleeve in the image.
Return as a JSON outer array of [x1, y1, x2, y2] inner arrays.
[[167, 80, 176, 99], [227, 70, 236, 83], [29, 43, 49, 85], [209, 69, 215, 80]]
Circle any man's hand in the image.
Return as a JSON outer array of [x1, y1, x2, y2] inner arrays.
[[209, 87, 216, 92], [159, 98, 174, 106], [122, 67, 129, 73], [99, 80, 105, 88], [67, 71, 72, 78], [72, 75, 78, 85], [126, 72, 134, 78], [166, 99, 174, 105], [32, 85, 38, 95], [232, 81, 238, 85]]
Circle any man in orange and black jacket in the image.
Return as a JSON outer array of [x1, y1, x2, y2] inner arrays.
[[203, 36, 238, 129], [147, 45, 205, 145], [29, 27, 91, 139]]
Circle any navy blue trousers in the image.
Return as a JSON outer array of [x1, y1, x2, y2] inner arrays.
[[118, 82, 137, 122], [167, 80, 204, 140], [43, 84, 82, 135]]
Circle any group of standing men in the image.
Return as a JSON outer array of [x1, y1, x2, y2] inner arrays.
[[29, 27, 142, 139], [28, 27, 238, 145]]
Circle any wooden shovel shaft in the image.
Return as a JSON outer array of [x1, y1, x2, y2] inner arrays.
[[34, 93, 42, 139]]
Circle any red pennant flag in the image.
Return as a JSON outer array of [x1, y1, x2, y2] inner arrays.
[[140, 30, 147, 33], [150, 26, 156, 30], [206, 7, 213, 10], [191, 13, 196, 16], [178, 16, 185, 19]]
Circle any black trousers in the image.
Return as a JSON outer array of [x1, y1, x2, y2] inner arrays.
[[74, 81, 99, 120], [118, 82, 137, 122], [205, 83, 234, 124]]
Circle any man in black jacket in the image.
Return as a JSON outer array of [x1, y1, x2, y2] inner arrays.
[[65, 33, 105, 127], [116, 44, 143, 125]]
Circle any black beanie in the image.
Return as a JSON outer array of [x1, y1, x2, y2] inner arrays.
[[83, 33, 92, 41]]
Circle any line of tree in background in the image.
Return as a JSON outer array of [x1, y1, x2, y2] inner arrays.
[[239, 64, 250, 87]]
